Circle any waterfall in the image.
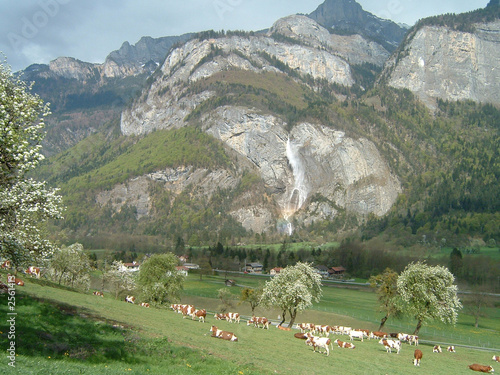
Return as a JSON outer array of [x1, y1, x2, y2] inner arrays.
[[283, 138, 308, 235]]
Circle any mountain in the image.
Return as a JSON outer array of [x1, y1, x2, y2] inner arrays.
[[25, 1, 499, 250], [307, 0, 408, 51], [381, 5, 500, 108], [19, 33, 192, 155]]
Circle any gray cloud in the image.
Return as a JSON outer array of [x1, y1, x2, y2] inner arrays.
[[0, 0, 487, 72]]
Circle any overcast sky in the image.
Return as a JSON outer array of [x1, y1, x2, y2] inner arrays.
[[0, 0, 488, 72]]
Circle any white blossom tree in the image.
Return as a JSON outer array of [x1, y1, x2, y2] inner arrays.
[[137, 253, 184, 306], [47, 243, 92, 290], [104, 260, 136, 299], [397, 261, 462, 335], [260, 262, 322, 327], [0, 61, 63, 268]]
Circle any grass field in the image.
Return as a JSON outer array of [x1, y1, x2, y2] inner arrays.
[[1, 272, 498, 374]]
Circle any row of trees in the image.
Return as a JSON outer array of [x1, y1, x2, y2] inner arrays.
[[370, 262, 462, 334]]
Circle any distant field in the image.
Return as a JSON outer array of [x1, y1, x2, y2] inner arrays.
[[1, 270, 499, 374]]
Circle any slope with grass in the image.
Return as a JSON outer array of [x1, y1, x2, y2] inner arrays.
[[2, 272, 498, 374]]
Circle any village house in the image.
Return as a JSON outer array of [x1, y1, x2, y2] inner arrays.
[[314, 265, 330, 278], [270, 267, 283, 276], [183, 263, 200, 270], [245, 262, 263, 274], [328, 266, 346, 279], [176, 266, 189, 277]]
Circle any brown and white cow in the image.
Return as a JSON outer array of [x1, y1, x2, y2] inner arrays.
[[315, 325, 332, 336], [349, 329, 365, 342], [214, 313, 227, 321], [408, 335, 419, 345], [210, 325, 238, 342], [297, 323, 315, 333], [414, 349, 423, 366], [493, 356, 500, 363], [447, 346, 456, 352], [93, 291, 104, 297], [247, 316, 269, 329], [226, 312, 240, 323], [125, 295, 135, 304], [139, 302, 150, 308], [379, 338, 401, 354], [1, 260, 11, 269], [433, 345, 442, 353], [370, 331, 388, 339], [294, 332, 308, 340], [468, 364, 494, 373], [277, 324, 291, 331], [334, 339, 356, 349], [26, 266, 41, 279], [181, 304, 195, 318], [191, 309, 206, 322], [306, 336, 332, 356], [7, 275, 24, 286]]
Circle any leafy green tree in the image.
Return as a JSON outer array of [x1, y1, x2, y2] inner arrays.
[[137, 253, 184, 306], [0, 61, 63, 267], [240, 287, 263, 314], [48, 243, 91, 290], [260, 262, 322, 327], [104, 260, 137, 299], [217, 287, 234, 313], [369, 268, 402, 331], [397, 261, 462, 335]]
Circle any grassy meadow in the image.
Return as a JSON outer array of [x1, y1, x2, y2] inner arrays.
[[1, 271, 499, 374]]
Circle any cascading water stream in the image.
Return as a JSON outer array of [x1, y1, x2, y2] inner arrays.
[[283, 137, 308, 235]]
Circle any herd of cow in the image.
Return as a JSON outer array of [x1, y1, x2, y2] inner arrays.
[[0, 257, 496, 372]]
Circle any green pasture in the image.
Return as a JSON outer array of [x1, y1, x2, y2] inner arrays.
[[1, 271, 499, 374]]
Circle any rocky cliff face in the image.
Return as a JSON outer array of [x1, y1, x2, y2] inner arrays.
[[384, 20, 500, 108], [308, 0, 408, 52], [117, 16, 401, 233]]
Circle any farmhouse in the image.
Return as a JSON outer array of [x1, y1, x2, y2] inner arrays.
[[314, 265, 330, 278], [270, 267, 283, 275], [328, 266, 346, 278], [183, 263, 200, 270], [245, 262, 263, 274]]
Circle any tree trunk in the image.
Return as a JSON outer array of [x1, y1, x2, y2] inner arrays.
[[414, 319, 423, 335], [474, 316, 479, 328], [288, 308, 297, 328], [279, 309, 287, 326], [378, 315, 389, 331]]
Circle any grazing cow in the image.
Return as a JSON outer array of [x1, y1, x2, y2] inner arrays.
[[214, 313, 227, 321], [349, 330, 365, 342], [7, 275, 24, 286], [181, 304, 195, 318], [433, 345, 442, 353], [247, 316, 269, 329], [139, 302, 150, 308], [26, 266, 41, 279], [125, 295, 135, 304], [1, 260, 11, 269], [334, 339, 355, 349], [397, 333, 410, 342], [468, 364, 494, 373], [408, 335, 419, 346], [294, 332, 308, 340], [226, 312, 240, 323], [210, 325, 238, 342], [191, 309, 206, 322], [379, 338, 401, 354], [370, 331, 388, 339], [277, 324, 291, 331], [493, 356, 500, 362], [447, 346, 456, 353], [414, 349, 423, 366], [306, 336, 332, 356], [297, 323, 315, 333], [315, 325, 332, 336], [93, 291, 104, 297]]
